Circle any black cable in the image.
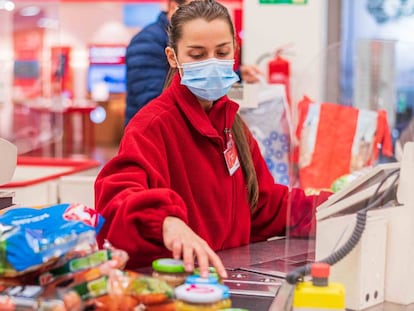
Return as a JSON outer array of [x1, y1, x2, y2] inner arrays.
[[286, 168, 400, 285], [365, 169, 400, 209]]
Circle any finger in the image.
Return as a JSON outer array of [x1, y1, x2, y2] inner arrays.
[[182, 244, 195, 273], [194, 246, 210, 278], [205, 249, 228, 279], [171, 239, 183, 260]]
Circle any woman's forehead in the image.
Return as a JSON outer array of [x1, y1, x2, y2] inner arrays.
[[179, 18, 233, 43]]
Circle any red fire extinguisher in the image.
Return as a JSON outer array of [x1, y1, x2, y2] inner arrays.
[[268, 49, 291, 104]]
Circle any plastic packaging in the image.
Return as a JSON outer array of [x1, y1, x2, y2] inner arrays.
[[93, 270, 175, 310], [240, 92, 292, 186], [0, 203, 104, 275], [38, 248, 128, 286], [152, 258, 189, 287], [0, 285, 83, 311], [185, 275, 219, 285], [193, 267, 222, 283], [174, 283, 231, 311]]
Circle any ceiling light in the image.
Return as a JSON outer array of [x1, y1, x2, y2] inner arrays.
[[0, 0, 15, 12], [20, 6, 41, 16]]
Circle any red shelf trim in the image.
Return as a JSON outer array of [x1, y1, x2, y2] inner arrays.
[[0, 157, 100, 188]]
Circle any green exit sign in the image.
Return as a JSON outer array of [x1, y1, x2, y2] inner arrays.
[[259, 0, 308, 4]]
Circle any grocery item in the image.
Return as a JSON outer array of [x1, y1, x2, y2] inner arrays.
[[193, 267, 221, 283], [0, 284, 83, 311], [174, 283, 231, 310], [185, 275, 219, 285], [93, 270, 174, 310], [38, 248, 128, 286], [152, 258, 189, 287], [0, 203, 104, 275]]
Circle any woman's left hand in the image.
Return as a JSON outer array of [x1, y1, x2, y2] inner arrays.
[[162, 216, 228, 279]]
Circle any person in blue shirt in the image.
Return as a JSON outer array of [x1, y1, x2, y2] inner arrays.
[[124, 0, 262, 126]]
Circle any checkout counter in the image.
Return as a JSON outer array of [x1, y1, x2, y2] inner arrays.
[[2, 114, 414, 310], [218, 238, 414, 311], [216, 142, 414, 311], [218, 238, 311, 310]]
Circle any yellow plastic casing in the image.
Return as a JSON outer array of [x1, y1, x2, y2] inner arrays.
[[293, 281, 345, 310]]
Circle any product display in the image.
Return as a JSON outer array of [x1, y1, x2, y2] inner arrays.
[[152, 258, 190, 288], [185, 274, 219, 285], [174, 283, 231, 310], [0, 285, 83, 311], [0, 203, 104, 282], [0, 207, 235, 310], [193, 267, 221, 283], [93, 270, 175, 310]]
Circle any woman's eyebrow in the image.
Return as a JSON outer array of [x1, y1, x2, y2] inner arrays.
[[216, 41, 232, 48], [186, 42, 232, 49], [186, 45, 205, 49]]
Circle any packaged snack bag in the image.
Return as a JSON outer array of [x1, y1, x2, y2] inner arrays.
[[0, 203, 104, 277]]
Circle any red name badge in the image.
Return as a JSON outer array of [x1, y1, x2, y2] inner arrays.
[[223, 132, 240, 176]]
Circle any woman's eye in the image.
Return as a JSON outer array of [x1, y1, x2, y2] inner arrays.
[[190, 54, 203, 60], [217, 52, 229, 57]]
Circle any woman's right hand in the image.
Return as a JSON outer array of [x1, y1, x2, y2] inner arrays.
[[162, 216, 228, 279]]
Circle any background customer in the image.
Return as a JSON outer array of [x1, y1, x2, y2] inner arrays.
[[125, 0, 262, 126]]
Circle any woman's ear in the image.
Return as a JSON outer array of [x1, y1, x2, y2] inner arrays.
[[165, 47, 178, 68]]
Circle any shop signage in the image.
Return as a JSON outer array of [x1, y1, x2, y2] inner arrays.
[[89, 45, 126, 65], [259, 0, 307, 4]]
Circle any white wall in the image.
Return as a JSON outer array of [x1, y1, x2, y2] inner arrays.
[[243, 1, 329, 106]]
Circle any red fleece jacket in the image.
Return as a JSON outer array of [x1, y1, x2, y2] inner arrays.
[[95, 73, 328, 269]]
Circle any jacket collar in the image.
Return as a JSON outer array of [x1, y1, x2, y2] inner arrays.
[[158, 11, 170, 31], [167, 73, 239, 139]]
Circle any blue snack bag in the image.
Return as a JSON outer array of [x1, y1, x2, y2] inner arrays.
[[0, 203, 105, 272]]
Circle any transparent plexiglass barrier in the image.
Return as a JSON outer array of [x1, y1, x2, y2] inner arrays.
[[281, 40, 414, 310], [291, 39, 412, 191], [295, 39, 413, 308], [230, 39, 414, 310], [0, 1, 63, 155]]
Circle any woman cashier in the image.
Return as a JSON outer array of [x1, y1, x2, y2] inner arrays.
[[94, 0, 329, 279]]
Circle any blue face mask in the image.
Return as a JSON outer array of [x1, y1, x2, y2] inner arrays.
[[177, 57, 240, 101]]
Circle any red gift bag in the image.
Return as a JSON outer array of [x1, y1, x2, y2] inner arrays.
[[295, 96, 393, 191]]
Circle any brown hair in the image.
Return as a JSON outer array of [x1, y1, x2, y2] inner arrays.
[[165, 0, 259, 211]]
